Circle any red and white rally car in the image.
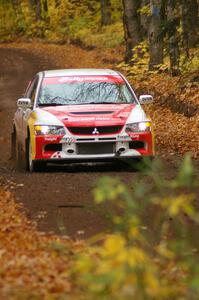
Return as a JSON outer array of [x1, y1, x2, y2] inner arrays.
[[12, 69, 154, 171]]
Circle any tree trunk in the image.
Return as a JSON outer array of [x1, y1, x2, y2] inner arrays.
[[43, 0, 48, 12], [140, 0, 150, 37], [148, 0, 163, 70], [167, 0, 180, 75], [122, 0, 142, 62], [11, 0, 21, 22], [182, 0, 198, 57], [11, 0, 20, 9], [100, 0, 111, 26], [29, 0, 42, 21]]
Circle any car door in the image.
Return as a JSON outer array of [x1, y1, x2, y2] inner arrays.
[[14, 80, 32, 145], [21, 76, 39, 150]]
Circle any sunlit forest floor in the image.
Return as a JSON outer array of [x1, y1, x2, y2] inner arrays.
[[0, 41, 198, 299], [1, 41, 198, 158]]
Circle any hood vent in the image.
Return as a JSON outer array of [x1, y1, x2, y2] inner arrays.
[[70, 111, 114, 115]]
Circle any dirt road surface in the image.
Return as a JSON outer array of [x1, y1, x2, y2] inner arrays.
[[0, 46, 132, 238], [0, 45, 196, 239]]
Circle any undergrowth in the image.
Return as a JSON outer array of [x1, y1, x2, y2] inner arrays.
[[73, 154, 199, 299], [0, 155, 199, 299]]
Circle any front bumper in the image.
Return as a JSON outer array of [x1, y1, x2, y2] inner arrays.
[[33, 131, 154, 162]]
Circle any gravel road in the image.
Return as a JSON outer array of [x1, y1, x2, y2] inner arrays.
[[0, 47, 137, 238], [0, 46, 197, 239]]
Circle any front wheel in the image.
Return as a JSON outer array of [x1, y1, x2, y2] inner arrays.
[[26, 137, 46, 172]]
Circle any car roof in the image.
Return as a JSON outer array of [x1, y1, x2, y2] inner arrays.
[[42, 69, 120, 78]]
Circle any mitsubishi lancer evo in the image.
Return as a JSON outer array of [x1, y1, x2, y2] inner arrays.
[[12, 69, 154, 171]]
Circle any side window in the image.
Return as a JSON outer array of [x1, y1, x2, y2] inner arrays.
[[27, 77, 39, 105]]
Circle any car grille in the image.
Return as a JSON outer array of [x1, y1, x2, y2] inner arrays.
[[77, 143, 114, 155], [67, 126, 123, 135]]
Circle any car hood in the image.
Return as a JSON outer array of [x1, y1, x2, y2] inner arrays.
[[33, 104, 147, 127]]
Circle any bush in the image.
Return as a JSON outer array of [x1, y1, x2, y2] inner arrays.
[[73, 154, 199, 299]]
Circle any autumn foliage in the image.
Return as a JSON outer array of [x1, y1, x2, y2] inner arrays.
[[1, 155, 199, 299], [132, 72, 199, 158], [0, 0, 198, 296], [0, 189, 83, 299]]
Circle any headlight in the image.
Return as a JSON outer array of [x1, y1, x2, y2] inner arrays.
[[34, 125, 65, 136], [125, 122, 151, 133]]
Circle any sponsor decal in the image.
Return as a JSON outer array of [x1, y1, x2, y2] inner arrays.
[[44, 137, 58, 142], [51, 151, 62, 158], [68, 117, 111, 122], [131, 134, 140, 140], [117, 135, 131, 142], [59, 76, 109, 83], [43, 75, 124, 85], [61, 137, 76, 144]]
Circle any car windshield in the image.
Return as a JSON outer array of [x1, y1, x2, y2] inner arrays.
[[37, 75, 136, 106]]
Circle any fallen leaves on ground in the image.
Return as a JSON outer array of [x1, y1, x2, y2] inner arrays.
[[0, 188, 85, 299], [0, 41, 198, 298], [1, 42, 198, 159], [130, 73, 199, 158], [2, 41, 198, 158]]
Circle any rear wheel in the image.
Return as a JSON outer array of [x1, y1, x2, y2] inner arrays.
[[27, 137, 46, 172], [11, 129, 16, 160], [14, 133, 26, 171]]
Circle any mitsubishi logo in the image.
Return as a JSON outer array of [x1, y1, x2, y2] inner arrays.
[[92, 127, 99, 135]]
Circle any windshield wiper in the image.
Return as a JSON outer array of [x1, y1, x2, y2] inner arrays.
[[38, 103, 66, 107], [38, 100, 127, 107], [50, 96, 73, 102], [82, 101, 118, 105], [38, 96, 74, 107]]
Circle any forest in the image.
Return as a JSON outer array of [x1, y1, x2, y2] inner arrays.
[[0, 0, 198, 75], [0, 1, 199, 300]]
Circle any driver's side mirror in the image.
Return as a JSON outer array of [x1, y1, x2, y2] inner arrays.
[[17, 98, 32, 109], [139, 95, 153, 104]]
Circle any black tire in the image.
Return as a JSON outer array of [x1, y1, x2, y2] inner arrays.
[[126, 156, 154, 172], [125, 158, 141, 171], [27, 137, 46, 172], [15, 135, 26, 171], [11, 129, 16, 160]]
